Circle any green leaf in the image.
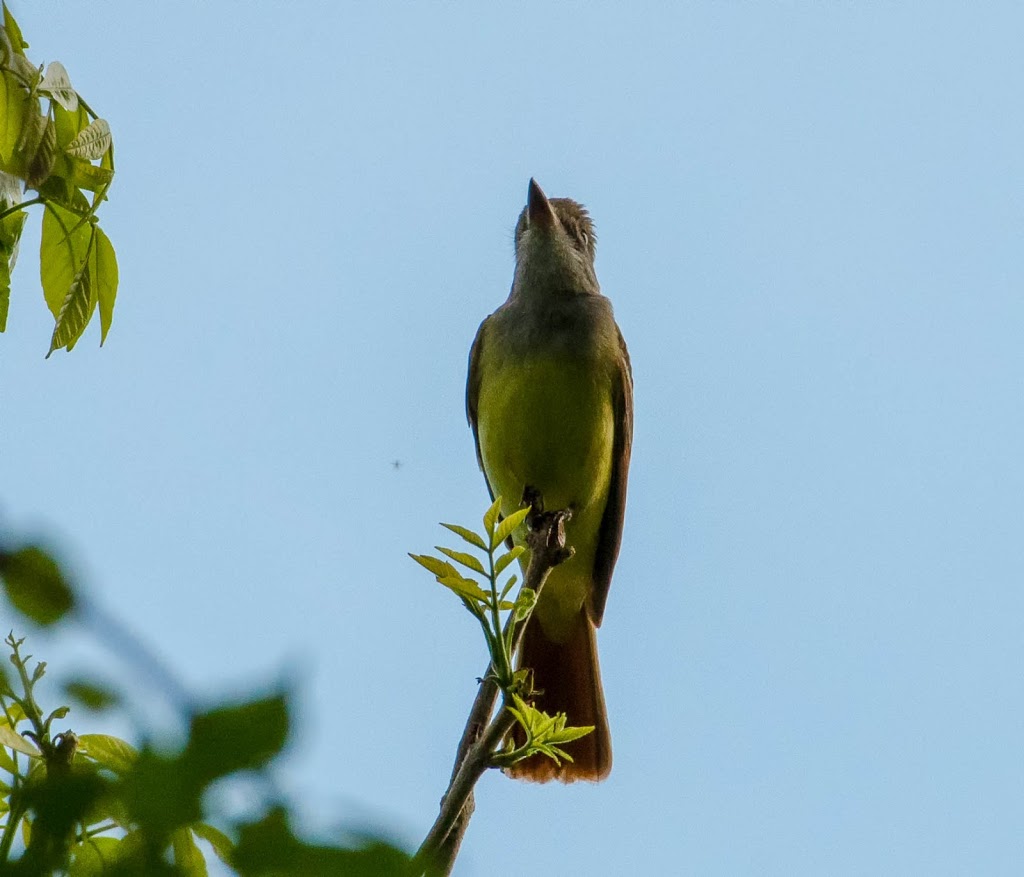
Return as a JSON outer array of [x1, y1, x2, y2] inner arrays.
[[439, 522, 486, 551], [491, 505, 530, 549], [544, 723, 595, 745], [77, 733, 137, 774], [435, 546, 486, 576], [494, 544, 525, 578], [408, 553, 455, 580], [0, 70, 30, 172], [39, 61, 77, 112], [47, 260, 92, 356], [69, 836, 123, 877], [436, 574, 488, 603], [482, 496, 502, 537], [0, 720, 40, 757], [513, 586, 535, 621], [40, 200, 91, 317], [63, 679, 119, 712], [24, 115, 55, 188], [90, 224, 116, 343], [192, 822, 233, 865], [52, 100, 88, 154], [173, 827, 208, 876], [185, 692, 290, 782], [2, 4, 27, 55], [0, 544, 76, 625], [64, 118, 111, 160], [0, 737, 16, 771], [499, 574, 519, 601], [70, 159, 113, 193], [0, 280, 7, 331]]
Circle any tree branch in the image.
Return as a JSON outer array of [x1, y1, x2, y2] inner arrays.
[[412, 505, 573, 876]]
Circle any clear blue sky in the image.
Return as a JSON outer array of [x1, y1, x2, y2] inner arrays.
[[3, 3, 1023, 874]]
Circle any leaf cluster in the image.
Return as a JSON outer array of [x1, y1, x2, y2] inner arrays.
[[0, 542, 410, 875], [410, 498, 591, 773], [0, 3, 119, 356]]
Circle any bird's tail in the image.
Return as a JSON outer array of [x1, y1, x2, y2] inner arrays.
[[506, 607, 611, 782]]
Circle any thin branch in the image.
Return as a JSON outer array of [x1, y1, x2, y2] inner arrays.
[[413, 505, 573, 876]]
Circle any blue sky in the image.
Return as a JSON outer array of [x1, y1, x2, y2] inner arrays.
[[2, 3, 1023, 874]]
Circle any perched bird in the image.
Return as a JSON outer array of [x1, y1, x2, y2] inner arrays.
[[466, 179, 633, 782]]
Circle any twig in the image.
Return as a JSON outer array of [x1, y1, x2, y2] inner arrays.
[[412, 506, 573, 876]]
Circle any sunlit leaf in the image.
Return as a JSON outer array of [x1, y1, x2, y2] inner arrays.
[[494, 545, 525, 578], [439, 522, 486, 551], [77, 733, 137, 774], [483, 497, 502, 537], [47, 261, 92, 356], [0, 70, 30, 172], [90, 225, 116, 343], [69, 836, 123, 877], [64, 118, 111, 160], [39, 61, 77, 112], [491, 506, 530, 549], [408, 553, 457, 580], [0, 720, 40, 757], [40, 200, 91, 318], [435, 546, 485, 576], [2, 4, 28, 55]]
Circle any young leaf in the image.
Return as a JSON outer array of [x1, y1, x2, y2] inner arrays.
[[493, 544, 525, 578], [69, 836, 124, 876], [439, 522, 487, 551], [491, 506, 530, 549], [499, 574, 518, 601], [437, 573, 488, 603], [513, 586, 536, 621], [0, 544, 76, 625], [408, 553, 456, 580], [482, 496, 502, 537], [436, 546, 486, 576], [90, 225, 116, 343], [0, 280, 7, 331], [0, 720, 40, 757], [0, 70, 30, 171], [77, 733, 137, 775], [47, 263, 93, 356], [64, 118, 111, 161], [39, 61, 77, 112], [40, 200, 91, 318], [2, 4, 27, 56]]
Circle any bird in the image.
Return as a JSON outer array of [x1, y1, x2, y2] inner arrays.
[[466, 179, 633, 782]]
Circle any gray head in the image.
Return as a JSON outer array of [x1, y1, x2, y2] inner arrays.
[[511, 179, 599, 295]]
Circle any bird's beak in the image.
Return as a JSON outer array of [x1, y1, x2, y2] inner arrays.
[[527, 178, 558, 230]]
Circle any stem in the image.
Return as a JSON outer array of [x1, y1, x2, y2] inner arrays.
[[0, 195, 42, 223], [413, 505, 573, 876], [411, 703, 517, 875], [485, 544, 509, 684]]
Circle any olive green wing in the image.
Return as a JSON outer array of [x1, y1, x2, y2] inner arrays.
[[466, 317, 494, 494], [590, 327, 634, 626]]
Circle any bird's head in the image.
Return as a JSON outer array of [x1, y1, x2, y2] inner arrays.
[[512, 179, 599, 295]]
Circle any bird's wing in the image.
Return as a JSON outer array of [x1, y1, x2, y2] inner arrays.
[[590, 326, 634, 626], [466, 317, 493, 492]]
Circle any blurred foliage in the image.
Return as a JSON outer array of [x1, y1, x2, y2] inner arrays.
[[0, 2, 119, 356], [0, 541, 411, 875]]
